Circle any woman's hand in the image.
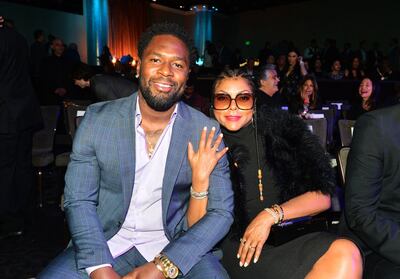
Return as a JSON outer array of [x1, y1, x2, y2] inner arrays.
[[237, 210, 275, 267], [188, 126, 228, 191]]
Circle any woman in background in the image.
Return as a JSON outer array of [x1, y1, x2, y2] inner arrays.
[[348, 77, 379, 120], [280, 49, 308, 104], [289, 74, 321, 117]]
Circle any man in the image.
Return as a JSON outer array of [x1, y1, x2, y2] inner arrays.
[[72, 62, 138, 102], [255, 64, 283, 110], [30, 29, 47, 88], [340, 104, 400, 278], [39, 37, 74, 105], [0, 18, 43, 238], [39, 23, 233, 279]]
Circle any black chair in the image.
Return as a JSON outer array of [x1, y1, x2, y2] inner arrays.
[[32, 106, 60, 207], [337, 146, 350, 186], [304, 118, 328, 150], [338, 119, 356, 147]]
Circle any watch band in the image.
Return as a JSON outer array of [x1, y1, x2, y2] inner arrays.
[[153, 254, 179, 279]]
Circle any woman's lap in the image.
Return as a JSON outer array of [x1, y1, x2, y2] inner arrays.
[[221, 231, 336, 279]]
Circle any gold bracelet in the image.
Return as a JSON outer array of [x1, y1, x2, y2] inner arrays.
[[264, 207, 279, 224], [272, 204, 284, 224]]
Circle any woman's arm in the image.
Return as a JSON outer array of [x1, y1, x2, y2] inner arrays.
[[187, 127, 228, 227], [238, 191, 331, 268], [299, 56, 308, 76], [280, 190, 331, 220]]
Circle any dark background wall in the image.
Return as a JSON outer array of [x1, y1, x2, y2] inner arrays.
[[213, 0, 400, 58], [1, 0, 399, 62]]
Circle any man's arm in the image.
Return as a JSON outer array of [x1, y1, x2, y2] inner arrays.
[[345, 112, 400, 264], [64, 106, 115, 270]]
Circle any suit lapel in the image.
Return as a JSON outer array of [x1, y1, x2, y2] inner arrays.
[[117, 94, 137, 215], [162, 103, 191, 227]]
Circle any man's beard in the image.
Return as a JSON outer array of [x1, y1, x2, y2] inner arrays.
[[139, 77, 185, 112]]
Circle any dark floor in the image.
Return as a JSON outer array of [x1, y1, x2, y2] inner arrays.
[[0, 143, 70, 279], [0, 204, 68, 279]]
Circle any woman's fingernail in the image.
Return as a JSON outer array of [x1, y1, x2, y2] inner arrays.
[[203, 126, 207, 130], [254, 258, 258, 263], [239, 262, 243, 267], [237, 254, 240, 259], [219, 133, 223, 137], [244, 262, 248, 267], [212, 126, 216, 131]]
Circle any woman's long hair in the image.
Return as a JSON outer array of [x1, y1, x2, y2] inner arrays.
[[360, 77, 380, 110], [297, 74, 319, 109]]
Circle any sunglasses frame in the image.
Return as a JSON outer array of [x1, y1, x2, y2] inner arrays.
[[212, 93, 255, 110]]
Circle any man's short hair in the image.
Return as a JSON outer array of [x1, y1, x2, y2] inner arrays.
[[138, 22, 195, 66], [259, 64, 277, 81]]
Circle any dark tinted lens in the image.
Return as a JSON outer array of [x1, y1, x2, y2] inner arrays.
[[213, 94, 231, 110], [236, 94, 254, 110]]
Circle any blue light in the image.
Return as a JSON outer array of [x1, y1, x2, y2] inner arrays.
[[86, 0, 109, 65], [194, 9, 212, 57]]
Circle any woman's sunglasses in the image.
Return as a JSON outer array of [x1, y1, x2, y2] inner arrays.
[[212, 93, 254, 110]]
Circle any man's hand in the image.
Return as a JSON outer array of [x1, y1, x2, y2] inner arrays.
[[90, 266, 121, 279], [122, 262, 165, 279]]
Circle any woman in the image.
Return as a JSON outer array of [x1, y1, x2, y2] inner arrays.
[[289, 74, 321, 117], [345, 56, 365, 80], [188, 70, 362, 279], [280, 49, 308, 105], [348, 77, 379, 120]]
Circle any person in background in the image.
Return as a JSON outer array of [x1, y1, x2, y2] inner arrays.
[[72, 62, 137, 102], [340, 104, 400, 279], [289, 74, 321, 117], [0, 17, 43, 239], [30, 29, 47, 91], [255, 64, 283, 110], [39, 37, 74, 105], [345, 56, 365, 80], [280, 49, 308, 105], [348, 77, 379, 120], [328, 59, 345, 80]]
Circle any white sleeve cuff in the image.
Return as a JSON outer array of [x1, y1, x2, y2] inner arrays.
[[86, 264, 112, 276]]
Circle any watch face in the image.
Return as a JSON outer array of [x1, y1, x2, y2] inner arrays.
[[167, 266, 178, 278]]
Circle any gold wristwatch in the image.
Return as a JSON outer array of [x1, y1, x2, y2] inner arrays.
[[153, 254, 179, 279]]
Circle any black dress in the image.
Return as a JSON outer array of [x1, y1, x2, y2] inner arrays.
[[220, 123, 336, 279]]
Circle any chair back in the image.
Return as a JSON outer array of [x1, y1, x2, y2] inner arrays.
[[337, 146, 350, 186], [63, 100, 90, 139], [304, 118, 328, 150], [32, 106, 60, 156], [338, 119, 356, 147], [309, 108, 336, 147]]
